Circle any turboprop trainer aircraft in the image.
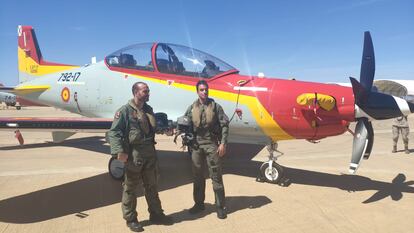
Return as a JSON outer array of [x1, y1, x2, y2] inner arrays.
[[1, 25, 413, 183]]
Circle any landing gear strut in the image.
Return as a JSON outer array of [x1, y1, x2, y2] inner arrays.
[[258, 142, 284, 184]]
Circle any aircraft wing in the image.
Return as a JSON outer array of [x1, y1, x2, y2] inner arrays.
[[0, 117, 112, 133]]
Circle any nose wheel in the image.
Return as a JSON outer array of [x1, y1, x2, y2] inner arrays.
[[260, 161, 283, 184], [108, 157, 125, 180], [257, 142, 284, 184]]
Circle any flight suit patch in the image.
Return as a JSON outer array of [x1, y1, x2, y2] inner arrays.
[[115, 111, 120, 119]]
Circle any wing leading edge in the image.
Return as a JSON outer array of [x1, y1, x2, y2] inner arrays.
[[0, 117, 112, 133]]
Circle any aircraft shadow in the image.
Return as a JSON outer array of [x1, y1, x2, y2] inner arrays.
[[224, 143, 414, 204], [0, 141, 412, 223], [0, 146, 269, 224], [281, 168, 414, 204]]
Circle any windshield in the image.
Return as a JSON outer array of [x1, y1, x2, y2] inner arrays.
[[155, 43, 236, 78], [105, 43, 154, 71]]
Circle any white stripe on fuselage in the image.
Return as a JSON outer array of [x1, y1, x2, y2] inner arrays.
[[233, 86, 268, 91]]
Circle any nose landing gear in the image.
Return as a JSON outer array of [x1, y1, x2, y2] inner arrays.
[[257, 142, 284, 184]]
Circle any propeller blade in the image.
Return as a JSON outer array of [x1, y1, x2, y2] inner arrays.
[[360, 31, 375, 92], [363, 121, 374, 159], [350, 77, 368, 106], [355, 91, 414, 120], [349, 118, 372, 174]]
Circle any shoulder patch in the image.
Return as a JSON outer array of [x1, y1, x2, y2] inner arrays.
[[115, 111, 121, 119]]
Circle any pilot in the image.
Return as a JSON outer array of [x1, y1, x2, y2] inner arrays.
[[107, 82, 173, 232], [392, 116, 410, 154], [202, 60, 220, 77], [181, 79, 229, 219]]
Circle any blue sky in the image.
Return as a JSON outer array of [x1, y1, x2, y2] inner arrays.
[[0, 0, 413, 86]]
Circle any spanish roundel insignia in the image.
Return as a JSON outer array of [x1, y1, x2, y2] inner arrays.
[[115, 111, 120, 119], [61, 87, 70, 102]]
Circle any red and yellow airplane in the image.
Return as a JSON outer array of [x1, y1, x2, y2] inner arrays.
[[1, 25, 413, 182]]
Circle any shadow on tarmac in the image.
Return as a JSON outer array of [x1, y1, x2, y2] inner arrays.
[[0, 138, 413, 223], [140, 195, 272, 226]]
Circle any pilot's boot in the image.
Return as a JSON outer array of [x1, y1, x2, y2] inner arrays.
[[188, 203, 205, 214], [215, 190, 227, 219], [126, 219, 144, 232], [217, 207, 227, 219], [404, 144, 409, 154], [149, 212, 173, 225], [392, 145, 397, 153]]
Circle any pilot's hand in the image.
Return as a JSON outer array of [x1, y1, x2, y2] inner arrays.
[[217, 144, 226, 157], [117, 152, 128, 163]]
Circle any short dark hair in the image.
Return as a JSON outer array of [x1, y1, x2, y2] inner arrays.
[[132, 82, 147, 95], [196, 79, 208, 91]]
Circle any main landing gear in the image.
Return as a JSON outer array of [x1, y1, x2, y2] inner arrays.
[[257, 142, 284, 184]]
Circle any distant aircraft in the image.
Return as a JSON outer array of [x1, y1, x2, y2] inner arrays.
[[0, 84, 47, 110], [334, 80, 414, 102], [0, 91, 19, 109], [0, 25, 413, 182], [373, 80, 414, 102]]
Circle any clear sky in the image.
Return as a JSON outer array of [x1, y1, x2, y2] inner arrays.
[[0, 0, 413, 86]]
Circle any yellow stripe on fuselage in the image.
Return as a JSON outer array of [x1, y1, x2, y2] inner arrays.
[[126, 72, 294, 141], [18, 47, 79, 76]]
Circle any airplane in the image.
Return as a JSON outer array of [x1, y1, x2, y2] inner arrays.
[[0, 91, 19, 109], [334, 79, 414, 103], [373, 80, 414, 102], [1, 83, 48, 110], [0, 25, 413, 183]]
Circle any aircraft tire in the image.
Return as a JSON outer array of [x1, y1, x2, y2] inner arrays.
[[260, 162, 283, 184], [108, 157, 125, 180], [16, 106, 21, 110]]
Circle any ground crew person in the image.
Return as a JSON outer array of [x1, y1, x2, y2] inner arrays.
[[392, 116, 410, 154], [108, 82, 172, 232], [182, 79, 229, 219]]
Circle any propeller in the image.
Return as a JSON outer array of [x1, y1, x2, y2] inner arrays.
[[349, 31, 414, 174]]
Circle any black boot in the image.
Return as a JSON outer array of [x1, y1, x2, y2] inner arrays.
[[405, 145, 410, 154], [188, 203, 205, 214], [149, 212, 173, 225], [215, 189, 227, 219], [217, 207, 227, 219], [126, 219, 144, 232]]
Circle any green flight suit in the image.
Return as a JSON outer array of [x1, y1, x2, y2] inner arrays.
[[184, 98, 229, 208], [107, 99, 163, 222]]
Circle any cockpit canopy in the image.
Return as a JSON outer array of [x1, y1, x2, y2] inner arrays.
[[105, 43, 237, 78]]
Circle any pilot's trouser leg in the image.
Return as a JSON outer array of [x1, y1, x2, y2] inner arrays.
[[402, 127, 410, 153], [191, 146, 206, 204], [142, 156, 163, 215], [205, 144, 225, 208], [122, 165, 140, 222], [392, 126, 400, 146], [392, 126, 399, 152]]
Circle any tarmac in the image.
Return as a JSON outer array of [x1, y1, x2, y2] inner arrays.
[[0, 106, 413, 233]]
